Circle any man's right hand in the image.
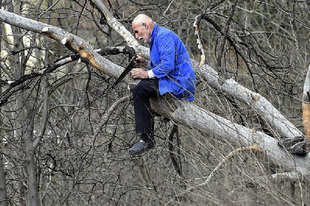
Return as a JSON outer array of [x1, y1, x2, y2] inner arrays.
[[135, 55, 148, 67]]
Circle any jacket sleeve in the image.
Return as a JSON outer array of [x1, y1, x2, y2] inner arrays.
[[152, 33, 176, 78]]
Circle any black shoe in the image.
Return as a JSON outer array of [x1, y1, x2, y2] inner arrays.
[[128, 139, 155, 155], [278, 136, 308, 156], [290, 141, 308, 156], [278, 136, 304, 148]]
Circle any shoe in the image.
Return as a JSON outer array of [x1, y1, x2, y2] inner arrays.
[[278, 136, 304, 148], [128, 139, 154, 155], [290, 141, 308, 156], [278, 136, 308, 156]]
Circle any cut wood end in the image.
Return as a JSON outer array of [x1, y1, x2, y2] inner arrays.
[[37, 69, 46, 74], [42, 27, 49, 32], [61, 38, 68, 45], [7, 81, 14, 85], [198, 55, 205, 68], [251, 95, 260, 102]]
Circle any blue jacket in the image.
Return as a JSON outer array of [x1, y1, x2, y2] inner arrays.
[[149, 24, 196, 101]]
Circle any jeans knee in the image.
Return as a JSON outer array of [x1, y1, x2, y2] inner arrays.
[[133, 83, 144, 99]]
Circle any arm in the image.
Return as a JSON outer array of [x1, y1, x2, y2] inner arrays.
[[151, 33, 176, 78]]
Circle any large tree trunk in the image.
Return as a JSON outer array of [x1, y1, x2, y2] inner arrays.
[[24, 114, 40, 206], [5, 1, 40, 204], [150, 97, 310, 179], [0, 3, 8, 205], [0, 150, 7, 206]]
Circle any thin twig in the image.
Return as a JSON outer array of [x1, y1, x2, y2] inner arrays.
[[165, 144, 263, 205]]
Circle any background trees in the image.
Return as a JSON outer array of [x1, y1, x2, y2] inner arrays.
[[1, 0, 310, 205]]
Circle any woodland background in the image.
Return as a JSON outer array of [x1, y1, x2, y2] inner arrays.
[[1, 0, 310, 205]]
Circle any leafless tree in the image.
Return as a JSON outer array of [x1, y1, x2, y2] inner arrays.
[[0, 0, 310, 205]]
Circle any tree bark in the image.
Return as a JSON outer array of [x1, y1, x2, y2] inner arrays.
[[5, 2, 40, 204], [150, 98, 310, 180], [25, 114, 40, 206], [196, 63, 304, 139], [0, 3, 8, 205], [0, 151, 7, 206]]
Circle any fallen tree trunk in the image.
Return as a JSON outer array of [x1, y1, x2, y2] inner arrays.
[[150, 97, 310, 180], [195, 63, 304, 139]]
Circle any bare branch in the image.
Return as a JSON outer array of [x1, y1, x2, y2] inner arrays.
[[166, 144, 263, 204], [193, 14, 206, 67], [93, 95, 131, 138]]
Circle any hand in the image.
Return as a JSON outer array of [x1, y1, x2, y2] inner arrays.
[[135, 55, 148, 67], [131, 68, 148, 79]]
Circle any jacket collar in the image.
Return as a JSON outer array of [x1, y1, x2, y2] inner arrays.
[[149, 24, 159, 51], [151, 23, 159, 39]]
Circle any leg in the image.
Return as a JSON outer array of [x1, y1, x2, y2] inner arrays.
[[129, 79, 159, 155], [133, 79, 159, 136]]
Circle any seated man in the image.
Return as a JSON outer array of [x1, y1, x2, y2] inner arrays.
[[128, 14, 196, 155]]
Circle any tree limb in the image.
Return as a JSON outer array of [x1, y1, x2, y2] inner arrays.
[[0, 9, 126, 77], [89, 0, 149, 56], [150, 98, 310, 181], [93, 95, 130, 138]]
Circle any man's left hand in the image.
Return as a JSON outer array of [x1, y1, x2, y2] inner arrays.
[[131, 68, 148, 79]]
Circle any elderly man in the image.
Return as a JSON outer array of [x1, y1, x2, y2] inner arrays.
[[128, 14, 196, 155]]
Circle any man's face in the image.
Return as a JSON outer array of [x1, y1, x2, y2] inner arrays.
[[132, 22, 151, 43]]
